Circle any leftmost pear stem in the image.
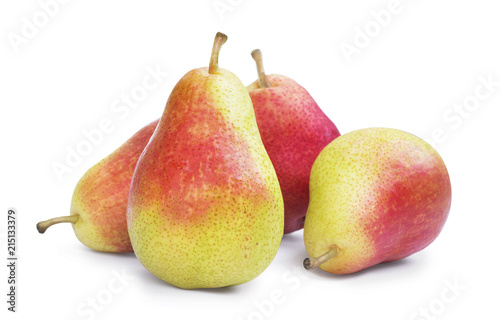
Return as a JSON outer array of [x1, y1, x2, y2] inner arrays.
[[36, 215, 80, 234]]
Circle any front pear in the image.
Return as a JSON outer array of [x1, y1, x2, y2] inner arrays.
[[127, 33, 284, 289]]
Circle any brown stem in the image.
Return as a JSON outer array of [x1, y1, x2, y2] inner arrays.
[[251, 49, 271, 88], [303, 246, 339, 270], [208, 32, 228, 74], [36, 214, 80, 234]]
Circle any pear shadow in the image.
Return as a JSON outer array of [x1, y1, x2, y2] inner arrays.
[[195, 285, 241, 294], [82, 248, 137, 257], [281, 231, 305, 245], [279, 230, 307, 255], [80, 247, 139, 261], [305, 257, 422, 281]]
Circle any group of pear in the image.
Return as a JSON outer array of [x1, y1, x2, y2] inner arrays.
[[37, 33, 451, 289]]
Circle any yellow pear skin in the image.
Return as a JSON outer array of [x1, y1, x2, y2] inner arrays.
[[127, 33, 284, 289], [304, 128, 451, 274]]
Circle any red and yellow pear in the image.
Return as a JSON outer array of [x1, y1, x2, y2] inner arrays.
[[247, 49, 340, 234], [36, 120, 159, 252], [303, 128, 452, 274], [127, 33, 284, 289]]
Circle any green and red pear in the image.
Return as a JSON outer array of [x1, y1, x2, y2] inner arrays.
[[127, 33, 284, 289], [303, 128, 451, 274], [36, 120, 158, 252]]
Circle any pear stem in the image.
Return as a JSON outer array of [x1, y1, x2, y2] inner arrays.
[[251, 49, 271, 88], [208, 32, 228, 74], [303, 246, 339, 270], [36, 214, 80, 234]]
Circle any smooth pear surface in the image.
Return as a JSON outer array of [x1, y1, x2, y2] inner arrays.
[[248, 74, 340, 233], [304, 128, 451, 274], [127, 67, 284, 289], [70, 120, 158, 252]]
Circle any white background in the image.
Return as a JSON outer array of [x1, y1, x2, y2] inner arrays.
[[1, 0, 499, 319]]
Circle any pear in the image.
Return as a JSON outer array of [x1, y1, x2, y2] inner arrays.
[[247, 49, 340, 233], [303, 128, 451, 274], [36, 120, 158, 252], [127, 33, 284, 289]]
